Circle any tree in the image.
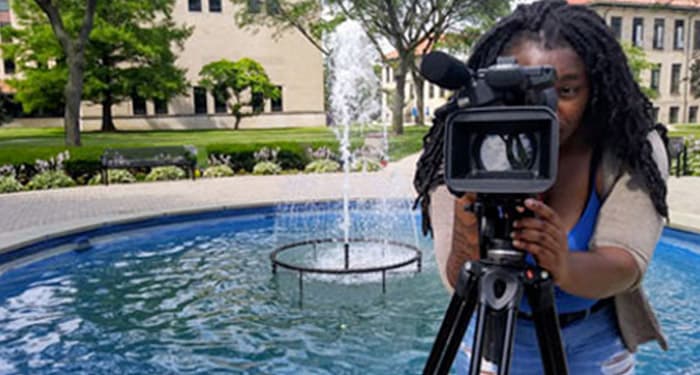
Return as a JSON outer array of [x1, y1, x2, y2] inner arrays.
[[691, 56, 700, 99], [621, 42, 658, 100], [2, 0, 192, 132], [198, 58, 280, 130], [84, 0, 191, 131], [230, 0, 509, 134], [3, 0, 97, 146]]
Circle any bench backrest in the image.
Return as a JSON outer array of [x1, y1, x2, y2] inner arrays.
[[101, 146, 197, 168]]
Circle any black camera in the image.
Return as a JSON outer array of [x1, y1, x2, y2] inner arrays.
[[421, 51, 559, 194]]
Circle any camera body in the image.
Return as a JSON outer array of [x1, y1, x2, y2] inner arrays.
[[421, 52, 559, 194]]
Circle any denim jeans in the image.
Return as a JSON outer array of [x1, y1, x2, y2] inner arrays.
[[454, 305, 635, 374]]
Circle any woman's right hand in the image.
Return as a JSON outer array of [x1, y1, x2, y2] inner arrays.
[[446, 193, 480, 288]]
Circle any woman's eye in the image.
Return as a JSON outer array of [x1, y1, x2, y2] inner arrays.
[[558, 87, 577, 97]]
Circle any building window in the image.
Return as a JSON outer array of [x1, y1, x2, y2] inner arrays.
[[252, 92, 264, 112], [653, 19, 664, 49], [213, 91, 227, 113], [194, 87, 207, 114], [408, 83, 413, 99], [632, 18, 644, 48], [429, 84, 434, 99], [674, 20, 685, 50], [209, 0, 222, 12], [610, 17, 622, 40], [689, 106, 698, 123], [694, 20, 700, 50], [385, 66, 391, 83], [248, 0, 261, 13], [188, 0, 202, 11], [3, 58, 14, 75], [439, 87, 446, 98], [132, 95, 146, 115], [650, 65, 660, 92], [670, 63, 681, 95], [271, 86, 283, 112], [0, 0, 8, 11], [652, 107, 659, 122], [669, 106, 679, 124], [154, 98, 168, 114]]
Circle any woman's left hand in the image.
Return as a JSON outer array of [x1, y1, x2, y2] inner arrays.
[[511, 198, 571, 286]]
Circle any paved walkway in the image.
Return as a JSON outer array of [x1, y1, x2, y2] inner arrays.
[[1, 154, 699, 254]]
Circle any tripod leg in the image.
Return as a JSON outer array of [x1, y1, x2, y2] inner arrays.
[[423, 262, 481, 375], [497, 304, 519, 375], [525, 271, 569, 375]]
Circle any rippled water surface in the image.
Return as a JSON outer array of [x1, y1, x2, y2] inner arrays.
[[0, 210, 698, 374]]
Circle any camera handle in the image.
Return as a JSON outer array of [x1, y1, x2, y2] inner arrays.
[[423, 199, 569, 375]]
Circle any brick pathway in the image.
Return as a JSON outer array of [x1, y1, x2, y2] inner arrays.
[[1, 154, 698, 254]]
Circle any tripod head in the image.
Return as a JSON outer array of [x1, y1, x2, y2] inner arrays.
[[466, 193, 534, 265]]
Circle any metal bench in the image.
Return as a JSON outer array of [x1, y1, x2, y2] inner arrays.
[[668, 136, 687, 177], [100, 146, 198, 185]]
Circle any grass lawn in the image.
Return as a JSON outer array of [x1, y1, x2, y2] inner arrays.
[[668, 124, 700, 139], [0, 125, 430, 166]]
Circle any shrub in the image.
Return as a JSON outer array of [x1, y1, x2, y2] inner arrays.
[[0, 176, 23, 193], [203, 165, 235, 178], [351, 157, 382, 172], [26, 171, 76, 190], [252, 161, 282, 175], [304, 159, 341, 173], [206, 141, 332, 172], [88, 170, 137, 185], [145, 166, 186, 181], [65, 159, 102, 183]]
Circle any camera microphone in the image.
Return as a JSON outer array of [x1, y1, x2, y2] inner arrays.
[[420, 51, 472, 90]]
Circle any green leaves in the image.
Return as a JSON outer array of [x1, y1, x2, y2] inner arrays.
[[198, 58, 280, 128], [621, 42, 658, 99], [5, 0, 191, 124]]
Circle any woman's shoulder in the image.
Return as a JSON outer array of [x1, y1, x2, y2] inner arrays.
[[597, 130, 669, 197]]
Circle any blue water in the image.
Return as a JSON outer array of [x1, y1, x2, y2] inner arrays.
[[0, 208, 698, 374]]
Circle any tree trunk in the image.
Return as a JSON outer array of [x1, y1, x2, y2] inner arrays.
[[391, 55, 410, 135], [413, 72, 425, 126], [64, 53, 84, 146], [101, 97, 116, 132], [234, 114, 241, 130]]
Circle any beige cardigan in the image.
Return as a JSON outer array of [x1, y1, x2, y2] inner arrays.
[[428, 131, 668, 352]]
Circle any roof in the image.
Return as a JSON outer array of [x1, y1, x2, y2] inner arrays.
[[568, 0, 700, 9]]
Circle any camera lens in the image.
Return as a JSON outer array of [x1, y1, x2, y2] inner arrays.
[[477, 133, 536, 172]]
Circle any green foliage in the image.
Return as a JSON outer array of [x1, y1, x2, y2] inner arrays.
[[199, 58, 280, 129], [145, 166, 186, 181], [203, 164, 235, 178], [252, 161, 282, 175], [0, 176, 23, 193], [206, 141, 331, 171], [25, 171, 76, 190], [304, 159, 340, 173], [351, 157, 381, 172], [88, 169, 136, 185], [621, 42, 658, 99], [3, 0, 191, 127]]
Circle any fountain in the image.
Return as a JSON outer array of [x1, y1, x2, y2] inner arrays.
[[270, 20, 421, 299]]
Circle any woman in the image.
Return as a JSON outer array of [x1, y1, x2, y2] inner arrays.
[[413, 1, 668, 373]]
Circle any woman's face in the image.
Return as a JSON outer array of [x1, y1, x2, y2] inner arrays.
[[505, 41, 590, 148]]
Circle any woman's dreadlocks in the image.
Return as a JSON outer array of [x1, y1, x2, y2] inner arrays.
[[413, 0, 669, 236]]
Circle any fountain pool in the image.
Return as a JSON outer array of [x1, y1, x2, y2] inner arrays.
[[0, 203, 698, 374]]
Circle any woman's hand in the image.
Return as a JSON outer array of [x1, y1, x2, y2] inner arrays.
[[512, 198, 571, 286]]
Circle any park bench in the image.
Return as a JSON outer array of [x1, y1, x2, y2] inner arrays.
[[100, 146, 198, 185], [668, 136, 688, 177]]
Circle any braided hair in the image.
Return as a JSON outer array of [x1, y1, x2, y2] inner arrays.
[[413, 0, 669, 236]]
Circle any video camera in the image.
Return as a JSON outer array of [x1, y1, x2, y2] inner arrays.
[[420, 51, 559, 194]]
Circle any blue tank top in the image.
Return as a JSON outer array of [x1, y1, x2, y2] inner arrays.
[[519, 170, 601, 314]]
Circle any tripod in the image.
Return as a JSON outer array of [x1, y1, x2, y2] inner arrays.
[[423, 195, 569, 375]]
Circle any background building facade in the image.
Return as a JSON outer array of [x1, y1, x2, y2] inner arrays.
[[0, 0, 325, 130], [381, 0, 700, 126], [574, 0, 700, 125]]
